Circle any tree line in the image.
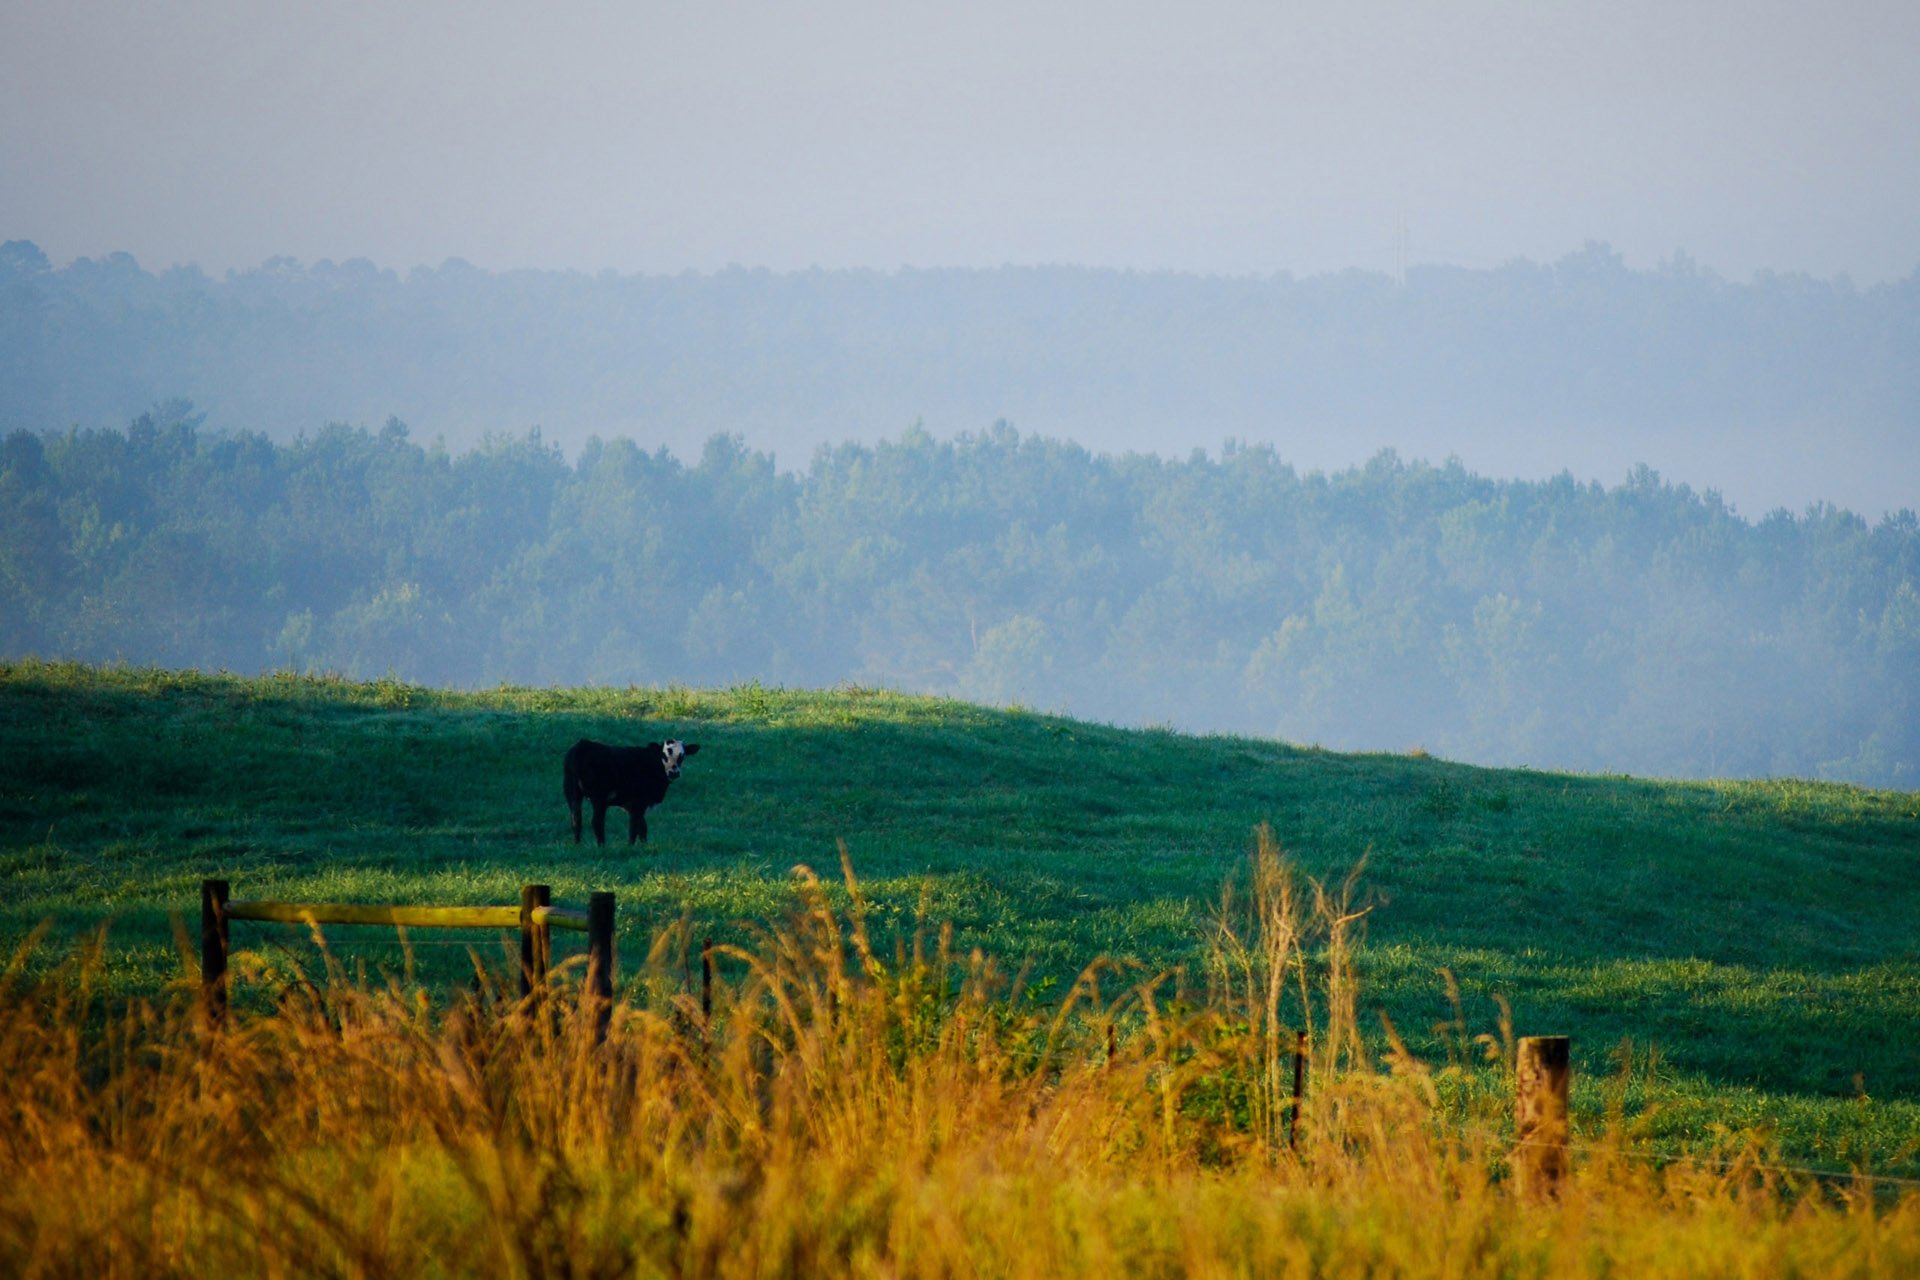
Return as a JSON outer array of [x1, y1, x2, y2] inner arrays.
[[3, 404, 1915, 787], [4, 239, 1916, 518]]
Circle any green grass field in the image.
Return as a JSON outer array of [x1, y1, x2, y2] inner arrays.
[[3, 658, 1918, 1176]]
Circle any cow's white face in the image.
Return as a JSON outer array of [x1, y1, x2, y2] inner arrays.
[[662, 739, 687, 779]]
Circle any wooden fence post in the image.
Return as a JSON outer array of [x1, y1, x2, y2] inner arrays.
[[519, 883, 551, 999], [200, 878, 230, 1031], [1515, 1035, 1571, 1196], [587, 891, 616, 1044]]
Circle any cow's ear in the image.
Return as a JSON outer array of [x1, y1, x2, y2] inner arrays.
[[683, 743, 701, 756]]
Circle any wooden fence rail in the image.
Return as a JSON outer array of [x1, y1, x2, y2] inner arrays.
[[200, 879, 615, 1041]]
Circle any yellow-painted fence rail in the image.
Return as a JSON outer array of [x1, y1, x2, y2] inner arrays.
[[200, 879, 615, 1041]]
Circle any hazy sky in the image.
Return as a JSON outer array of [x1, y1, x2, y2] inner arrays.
[[4, 0, 1916, 283]]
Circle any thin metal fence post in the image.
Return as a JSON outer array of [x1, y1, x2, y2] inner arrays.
[[587, 891, 615, 1045], [701, 936, 714, 1027], [519, 883, 551, 999], [201, 878, 230, 1031], [1289, 1030, 1308, 1151]]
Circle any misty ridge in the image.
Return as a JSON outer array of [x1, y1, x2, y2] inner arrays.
[[2, 405, 1915, 789], [3, 237, 1916, 786], [2, 238, 1917, 518]]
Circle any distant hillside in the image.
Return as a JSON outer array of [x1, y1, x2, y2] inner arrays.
[[2, 239, 1915, 516], [3, 414, 1916, 785]]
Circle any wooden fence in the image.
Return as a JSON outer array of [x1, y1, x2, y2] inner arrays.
[[199, 879, 617, 1040], [196, 877, 1579, 1189]]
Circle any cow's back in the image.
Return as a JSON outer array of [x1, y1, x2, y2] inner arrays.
[[564, 738, 614, 792], [567, 739, 665, 805]]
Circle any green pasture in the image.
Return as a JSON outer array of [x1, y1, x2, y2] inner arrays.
[[2, 659, 1917, 1173]]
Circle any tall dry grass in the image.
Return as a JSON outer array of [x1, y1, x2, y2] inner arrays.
[[2, 829, 1915, 1278]]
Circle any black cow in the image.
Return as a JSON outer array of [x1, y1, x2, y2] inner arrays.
[[563, 738, 701, 846]]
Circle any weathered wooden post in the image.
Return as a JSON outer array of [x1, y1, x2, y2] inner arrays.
[[1515, 1035, 1571, 1196], [200, 878, 230, 1030], [519, 883, 551, 999], [1288, 1030, 1309, 1151], [587, 891, 616, 1044]]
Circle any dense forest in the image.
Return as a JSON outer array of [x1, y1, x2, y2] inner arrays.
[[4, 239, 1916, 518], [3, 405, 1915, 786]]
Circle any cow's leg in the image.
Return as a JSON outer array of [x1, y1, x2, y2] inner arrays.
[[628, 808, 648, 845], [564, 756, 586, 843], [591, 800, 608, 846]]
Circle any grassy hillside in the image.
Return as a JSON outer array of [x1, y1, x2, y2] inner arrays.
[[3, 659, 1918, 1174]]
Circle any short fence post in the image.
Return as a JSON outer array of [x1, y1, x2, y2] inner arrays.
[[587, 891, 616, 1044], [200, 878, 230, 1031], [1288, 1030, 1309, 1151], [1515, 1035, 1571, 1197], [519, 883, 551, 999]]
